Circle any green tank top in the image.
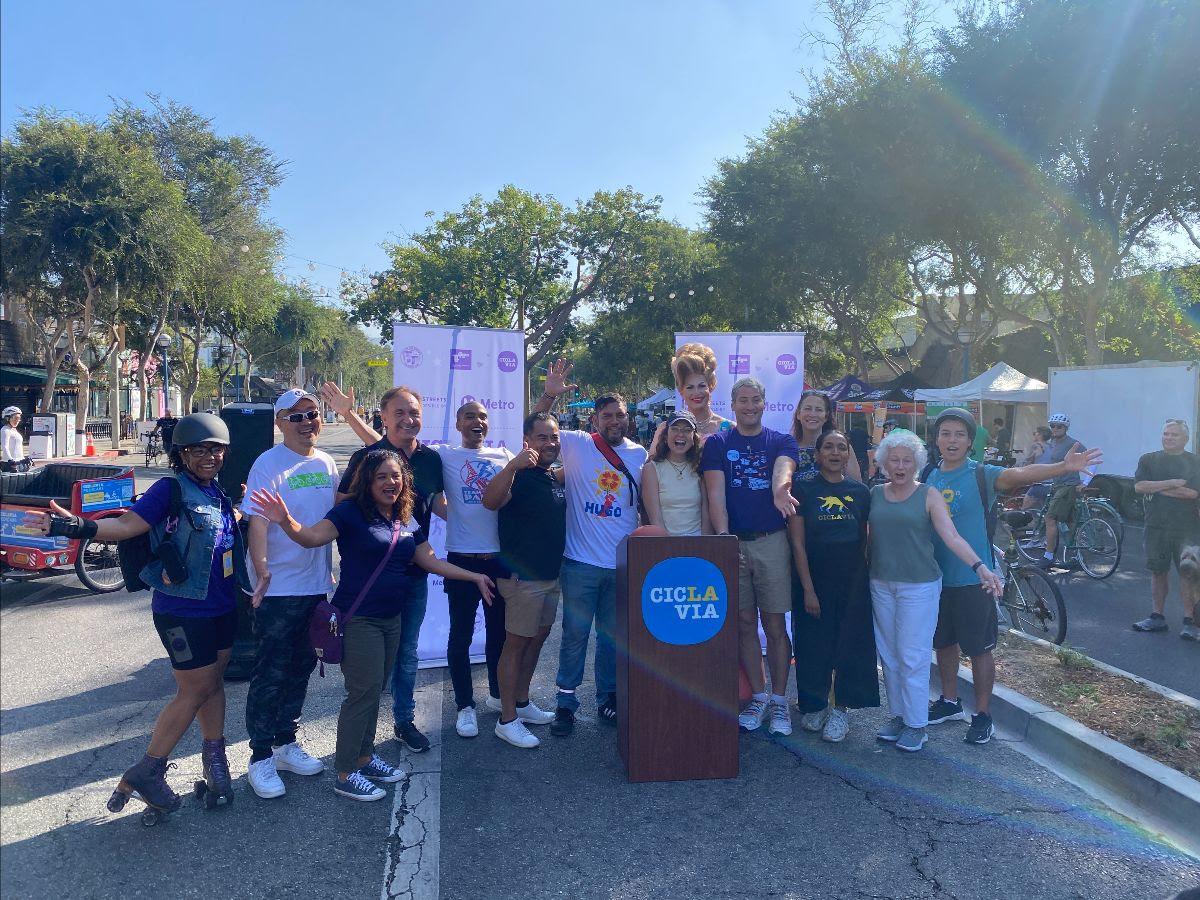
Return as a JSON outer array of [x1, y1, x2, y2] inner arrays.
[[868, 483, 942, 583]]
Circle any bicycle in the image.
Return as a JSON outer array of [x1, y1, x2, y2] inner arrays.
[[1012, 486, 1122, 579], [143, 431, 162, 468], [993, 509, 1068, 644]]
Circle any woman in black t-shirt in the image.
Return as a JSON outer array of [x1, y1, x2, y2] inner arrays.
[[787, 430, 879, 743], [251, 449, 493, 801]]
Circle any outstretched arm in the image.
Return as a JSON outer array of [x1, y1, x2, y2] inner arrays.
[[533, 358, 577, 414], [413, 542, 496, 603], [320, 383, 381, 445], [926, 489, 1002, 597], [35, 501, 150, 542], [248, 489, 339, 548], [996, 443, 1103, 492]]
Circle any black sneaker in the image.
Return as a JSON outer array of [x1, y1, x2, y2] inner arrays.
[[394, 720, 430, 753], [550, 707, 575, 737], [927, 696, 966, 725], [598, 697, 618, 725], [964, 712, 994, 745]]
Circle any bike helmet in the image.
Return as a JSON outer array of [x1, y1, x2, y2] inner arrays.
[[2, 406, 21, 419], [932, 407, 977, 442], [171, 412, 230, 450], [1048, 413, 1070, 427]]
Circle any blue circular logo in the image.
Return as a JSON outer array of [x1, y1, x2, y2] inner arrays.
[[641, 556, 727, 646]]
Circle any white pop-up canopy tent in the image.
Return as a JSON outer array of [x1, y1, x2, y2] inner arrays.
[[636, 387, 675, 410], [916, 363, 1049, 456]]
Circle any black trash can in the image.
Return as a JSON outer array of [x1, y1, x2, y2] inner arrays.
[[218, 403, 275, 681]]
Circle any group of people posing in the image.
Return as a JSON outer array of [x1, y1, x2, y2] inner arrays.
[[36, 342, 1107, 818]]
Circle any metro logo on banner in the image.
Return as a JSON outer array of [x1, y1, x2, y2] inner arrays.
[[392, 322, 525, 666], [676, 332, 806, 434]]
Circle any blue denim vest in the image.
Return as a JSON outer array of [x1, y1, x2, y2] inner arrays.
[[141, 474, 250, 600]]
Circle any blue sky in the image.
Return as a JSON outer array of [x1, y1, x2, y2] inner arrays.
[[2, 0, 849, 299]]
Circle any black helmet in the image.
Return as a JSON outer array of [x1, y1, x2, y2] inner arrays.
[[932, 407, 977, 442], [171, 412, 230, 450]]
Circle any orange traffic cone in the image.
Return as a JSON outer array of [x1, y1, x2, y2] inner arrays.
[[85, 431, 96, 457]]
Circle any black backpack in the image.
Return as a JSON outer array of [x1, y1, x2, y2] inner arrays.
[[117, 477, 184, 592]]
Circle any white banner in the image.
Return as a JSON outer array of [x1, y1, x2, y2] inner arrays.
[[674, 332, 806, 432], [392, 323, 526, 665]]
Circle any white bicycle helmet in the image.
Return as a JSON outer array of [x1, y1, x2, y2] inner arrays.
[[2, 406, 21, 419], [1048, 413, 1070, 427]]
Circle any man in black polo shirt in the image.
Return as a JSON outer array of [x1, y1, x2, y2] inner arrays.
[[337, 385, 445, 752], [482, 412, 566, 748]]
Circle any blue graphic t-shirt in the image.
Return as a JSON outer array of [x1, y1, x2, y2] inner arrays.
[[924, 460, 1003, 586], [700, 426, 799, 533], [132, 476, 236, 617]]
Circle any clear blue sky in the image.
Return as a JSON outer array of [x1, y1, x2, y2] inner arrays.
[[2, 0, 845, 299]]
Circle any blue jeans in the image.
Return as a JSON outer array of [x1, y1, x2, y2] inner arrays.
[[390, 577, 429, 724], [555, 557, 616, 712]]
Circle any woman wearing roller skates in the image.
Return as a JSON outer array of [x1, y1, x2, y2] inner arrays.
[[251, 448, 494, 801], [36, 412, 250, 823]]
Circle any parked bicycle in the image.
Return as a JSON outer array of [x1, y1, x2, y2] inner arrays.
[[993, 509, 1068, 644], [1011, 486, 1122, 579]]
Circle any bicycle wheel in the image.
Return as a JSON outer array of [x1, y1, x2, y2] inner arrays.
[[1086, 499, 1124, 544], [1015, 530, 1045, 564], [75, 536, 125, 593], [1004, 565, 1067, 644], [1074, 517, 1120, 579]]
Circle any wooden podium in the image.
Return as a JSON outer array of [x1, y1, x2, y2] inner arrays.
[[616, 534, 740, 783]]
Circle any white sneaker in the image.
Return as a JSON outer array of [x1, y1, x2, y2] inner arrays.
[[247, 757, 286, 799], [484, 695, 502, 712], [515, 700, 555, 725], [272, 741, 324, 775], [767, 701, 793, 736], [738, 698, 769, 731], [495, 718, 540, 748], [799, 706, 830, 733], [822, 708, 850, 743], [456, 706, 479, 738]]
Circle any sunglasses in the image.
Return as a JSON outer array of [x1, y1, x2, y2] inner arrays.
[[281, 409, 320, 423], [187, 444, 227, 458]]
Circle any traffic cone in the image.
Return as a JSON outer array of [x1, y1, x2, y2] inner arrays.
[[85, 431, 96, 457]]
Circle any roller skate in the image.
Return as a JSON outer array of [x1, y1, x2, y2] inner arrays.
[[193, 737, 234, 809], [106, 754, 182, 826]]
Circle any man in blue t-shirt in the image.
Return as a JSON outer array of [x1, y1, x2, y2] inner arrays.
[[701, 377, 800, 736], [924, 408, 1103, 744]]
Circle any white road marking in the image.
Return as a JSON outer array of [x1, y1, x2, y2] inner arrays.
[[381, 677, 441, 900]]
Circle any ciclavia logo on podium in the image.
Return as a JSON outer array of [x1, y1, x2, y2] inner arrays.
[[641, 557, 727, 646]]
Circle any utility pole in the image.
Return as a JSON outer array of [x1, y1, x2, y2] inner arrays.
[[109, 280, 122, 450]]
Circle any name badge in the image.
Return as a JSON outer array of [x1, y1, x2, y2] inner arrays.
[[222, 550, 234, 578]]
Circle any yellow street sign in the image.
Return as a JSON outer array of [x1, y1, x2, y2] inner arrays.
[[367, 359, 389, 367]]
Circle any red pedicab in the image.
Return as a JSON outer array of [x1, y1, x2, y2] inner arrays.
[[0, 462, 136, 592]]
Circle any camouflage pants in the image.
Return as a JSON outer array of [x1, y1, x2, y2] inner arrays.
[[245, 594, 322, 755]]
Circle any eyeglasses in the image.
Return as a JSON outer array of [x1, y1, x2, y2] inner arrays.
[[187, 445, 227, 458], [281, 409, 320, 423]]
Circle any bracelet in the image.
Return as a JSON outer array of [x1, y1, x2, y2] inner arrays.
[[971, 560, 984, 572]]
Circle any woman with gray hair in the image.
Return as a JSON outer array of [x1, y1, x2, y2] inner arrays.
[[868, 429, 1002, 752]]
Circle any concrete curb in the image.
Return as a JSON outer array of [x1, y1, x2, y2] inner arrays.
[[930, 659, 1200, 858]]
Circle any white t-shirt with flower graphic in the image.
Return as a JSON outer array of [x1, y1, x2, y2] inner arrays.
[[559, 430, 648, 569]]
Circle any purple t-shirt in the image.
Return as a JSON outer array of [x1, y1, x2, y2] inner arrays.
[[700, 426, 799, 533], [324, 500, 426, 619], [131, 476, 236, 617]]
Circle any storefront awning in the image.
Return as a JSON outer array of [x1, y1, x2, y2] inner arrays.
[[0, 365, 78, 387]]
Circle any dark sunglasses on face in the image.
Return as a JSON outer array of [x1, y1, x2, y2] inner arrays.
[[281, 409, 320, 423]]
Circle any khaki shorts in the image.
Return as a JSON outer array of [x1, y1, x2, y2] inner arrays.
[[498, 575, 560, 637], [737, 529, 792, 614], [1046, 485, 1077, 523]]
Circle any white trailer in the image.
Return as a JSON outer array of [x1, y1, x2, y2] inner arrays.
[[1048, 360, 1200, 515]]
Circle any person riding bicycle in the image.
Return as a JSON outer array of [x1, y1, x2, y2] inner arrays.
[[1039, 413, 1090, 569], [154, 409, 179, 451]]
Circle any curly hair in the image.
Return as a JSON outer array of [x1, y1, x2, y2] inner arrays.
[[875, 430, 928, 475], [672, 342, 718, 391], [347, 448, 415, 524]]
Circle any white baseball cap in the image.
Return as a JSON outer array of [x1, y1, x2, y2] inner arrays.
[[274, 388, 319, 415]]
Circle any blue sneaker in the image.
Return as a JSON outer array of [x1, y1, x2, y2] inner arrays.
[[334, 771, 385, 801], [359, 754, 406, 783]]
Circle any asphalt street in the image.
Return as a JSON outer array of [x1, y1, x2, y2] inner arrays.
[[1, 424, 1198, 899]]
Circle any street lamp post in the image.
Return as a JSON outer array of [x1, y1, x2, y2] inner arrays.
[[955, 327, 977, 384], [156, 333, 171, 415]]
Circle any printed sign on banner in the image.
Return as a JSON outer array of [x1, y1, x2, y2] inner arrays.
[[392, 323, 525, 667], [674, 332, 806, 433]]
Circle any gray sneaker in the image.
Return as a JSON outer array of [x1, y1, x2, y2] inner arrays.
[[1181, 621, 1199, 642], [876, 716, 905, 742], [1132, 615, 1169, 633], [896, 726, 928, 752]]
